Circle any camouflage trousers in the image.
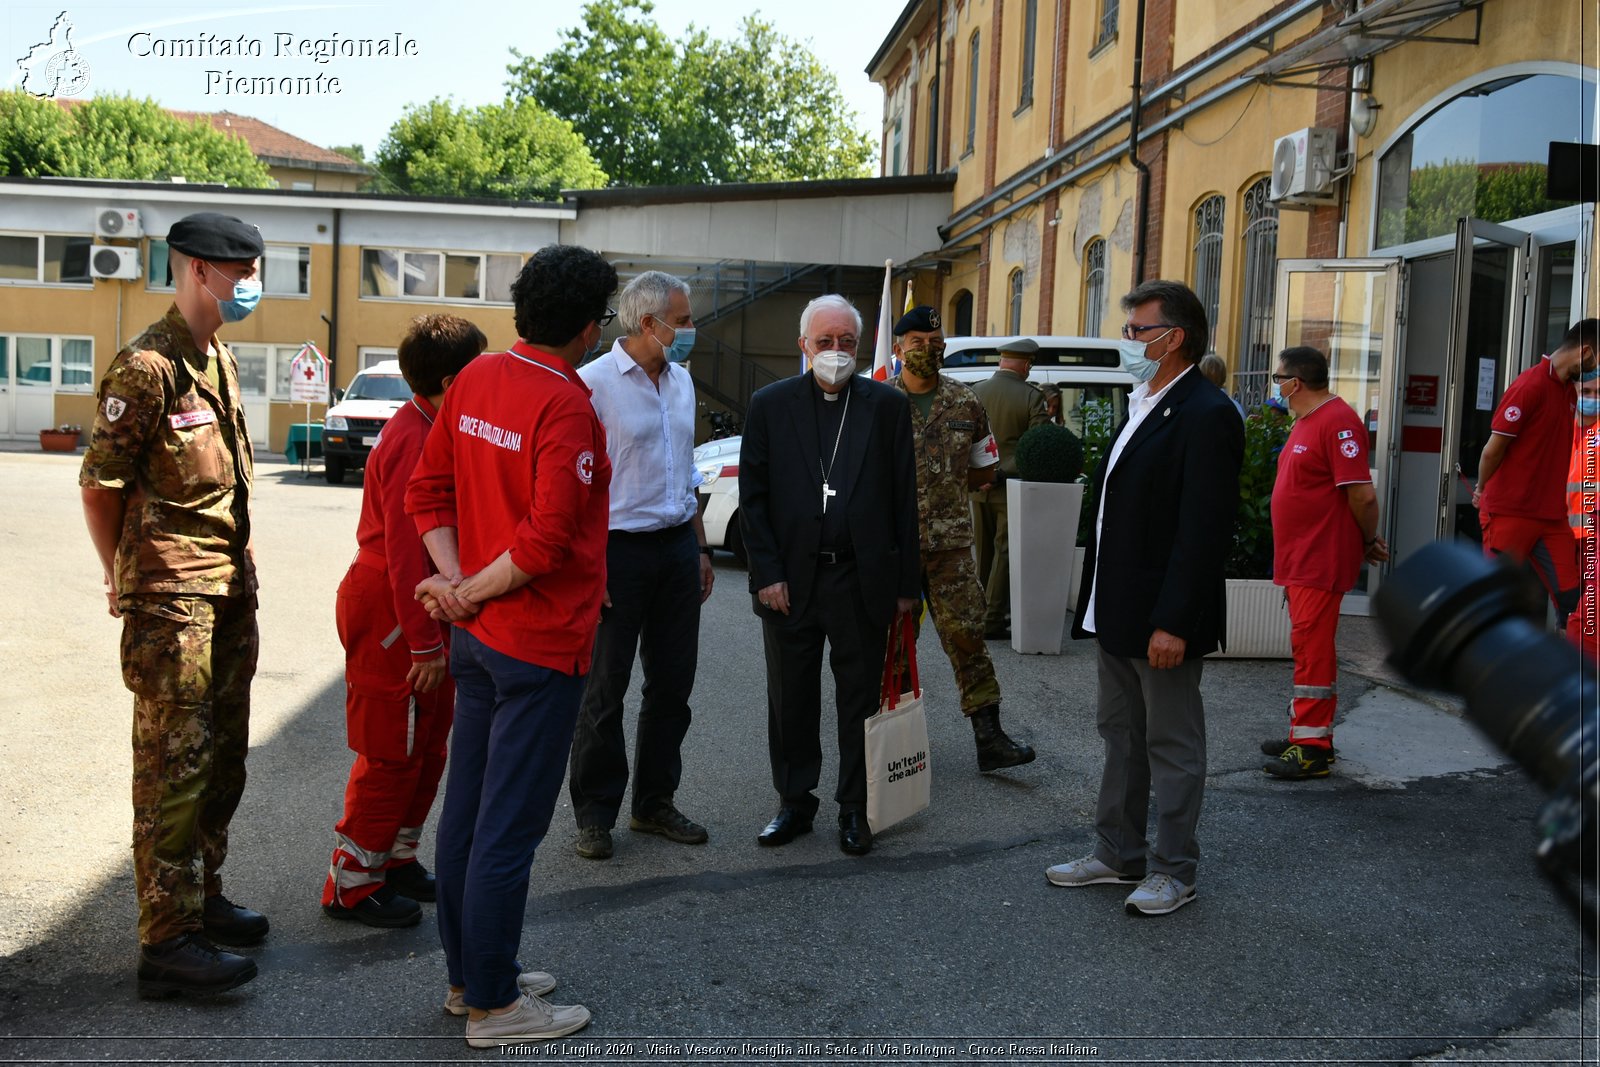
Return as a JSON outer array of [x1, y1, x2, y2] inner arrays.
[[121, 593, 258, 945], [914, 548, 1001, 714]]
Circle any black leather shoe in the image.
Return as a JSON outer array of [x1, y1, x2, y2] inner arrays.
[[756, 807, 813, 847], [201, 894, 269, 945], [138, 933, 257, 998], [838, 811, 872, 855], [385, 861, 436, 902], [322, 883, 422, 928]]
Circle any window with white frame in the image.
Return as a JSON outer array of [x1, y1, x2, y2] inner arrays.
[[1, 334, 94, 391], [1236, 178, 1279, 408], [146, 239, 310, 296], [361, 248, 523, 304], [359, 347, 397, 371], [1192, 195, 1225, 352], [228, 343, 309, 401], [1082, 239, 1107, 337], [0, 234, 93, 286]]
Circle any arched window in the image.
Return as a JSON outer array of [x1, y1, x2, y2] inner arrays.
[[950, 290, 974, 337], [1082, 238, 1107, 337], [1376, 72, 1596, 247], [1007, 269, 1025, 334], [1192, 195, 1225, 352], [1235, 178, 1278, 408]]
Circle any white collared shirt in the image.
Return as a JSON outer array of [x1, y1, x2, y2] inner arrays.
[[1082, 364, 1194, 634], [578, 339, 701, 532]]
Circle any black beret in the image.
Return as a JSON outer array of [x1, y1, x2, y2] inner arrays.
[[893, 304, 942, 336], [166, 212, 264, 261]]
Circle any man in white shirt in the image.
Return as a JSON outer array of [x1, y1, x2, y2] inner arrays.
[[1047, 280, 1243, 917], [569, 271, 715, 860]]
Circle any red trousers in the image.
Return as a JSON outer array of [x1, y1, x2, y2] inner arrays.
[[322, 559, 453, 907], [1286, 585, 1341, 751], [1480, 512, 1580, 628], [1569, 536, 1600, 667]]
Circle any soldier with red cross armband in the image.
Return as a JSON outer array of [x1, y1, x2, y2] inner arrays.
[[1261, 346, 1389, 781]]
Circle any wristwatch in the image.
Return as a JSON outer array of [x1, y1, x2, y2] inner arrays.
[[699, 546, 714, 557]]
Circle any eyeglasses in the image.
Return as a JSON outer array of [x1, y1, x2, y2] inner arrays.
[[1121, 322, 1175, 340], [810, 335, 859, 352], [597, 306, 617, 329], [1270, 373, 1300, 383]]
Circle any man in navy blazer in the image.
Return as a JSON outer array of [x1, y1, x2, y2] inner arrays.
[[1047, 280, 1243, 916], [739, 295, 920, 856]]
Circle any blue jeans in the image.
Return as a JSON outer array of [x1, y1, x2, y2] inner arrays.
[[437, 627, 585, 1010]]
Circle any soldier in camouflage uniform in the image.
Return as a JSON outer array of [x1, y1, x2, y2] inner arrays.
[[889, 307, 1037, 772], [80, 213, 268, 999]]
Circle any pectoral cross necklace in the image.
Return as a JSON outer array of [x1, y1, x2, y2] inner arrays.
[[819, 387, 851, 514]]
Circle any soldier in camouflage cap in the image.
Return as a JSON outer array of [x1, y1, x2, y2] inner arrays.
[[889, 306, 1037, 772], [80, 211, 267, 998]]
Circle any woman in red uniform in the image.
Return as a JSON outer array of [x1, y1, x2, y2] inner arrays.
[[322, 314, 485, 926]]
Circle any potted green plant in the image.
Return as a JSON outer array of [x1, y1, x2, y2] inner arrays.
[[39, 424, 82, 452], [1007, 422, 1085, 654], [1211, 403, 1294, 658]]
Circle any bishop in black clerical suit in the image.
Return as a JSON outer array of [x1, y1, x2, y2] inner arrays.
[[738, 295, 920, 857]]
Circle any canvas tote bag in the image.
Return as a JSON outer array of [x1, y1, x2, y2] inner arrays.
[[865, 613, 931, 834]]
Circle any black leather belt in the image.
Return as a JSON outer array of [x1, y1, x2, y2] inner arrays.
[[817, 546, 854, 565], [611, 522, 691, 540]]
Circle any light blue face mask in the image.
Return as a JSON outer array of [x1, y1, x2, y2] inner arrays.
[[657, 323, 697, 363], [1116, 330, 1172, 384], [1580, 396, 1600, 417], [203, 269, 262, 323]]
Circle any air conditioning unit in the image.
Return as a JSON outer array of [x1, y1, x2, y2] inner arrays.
[[1269, 127, 1338, 204], [94, 206, 144, 239], [90, 245, 141, 280]]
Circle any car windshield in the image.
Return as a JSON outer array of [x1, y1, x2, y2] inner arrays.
[[345, 373, 410, 401]]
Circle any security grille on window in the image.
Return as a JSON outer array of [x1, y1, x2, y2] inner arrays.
[[1008, 269, 1025, 334], [1082, 239, 1107, 337], [1098, 0, 1119, 47], [1192, 195, 1225, 353], [1235, 178, 1279, 409]]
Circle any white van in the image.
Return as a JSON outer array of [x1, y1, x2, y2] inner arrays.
[[321, 360, 410, 484], [940, 335, 1137, 435]]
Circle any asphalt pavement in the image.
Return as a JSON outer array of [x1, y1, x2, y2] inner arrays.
[[0, 450, 1593, 1065]]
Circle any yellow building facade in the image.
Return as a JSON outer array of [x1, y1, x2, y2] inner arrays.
[[871, 0, 1595, 579]]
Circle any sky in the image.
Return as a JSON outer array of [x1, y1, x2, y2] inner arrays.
[[5, 1, 904, 165]]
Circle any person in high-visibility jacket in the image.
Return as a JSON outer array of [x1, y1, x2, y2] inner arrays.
[[1567, 368, 1600, 665]]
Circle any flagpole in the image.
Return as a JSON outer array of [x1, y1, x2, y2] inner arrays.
[[872, 259, 894, 381]]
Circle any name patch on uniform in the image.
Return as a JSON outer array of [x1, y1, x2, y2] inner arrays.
[[949, 420, 976, 431], [169, 409, 217, 430], [1337, 429, 1354, 440]]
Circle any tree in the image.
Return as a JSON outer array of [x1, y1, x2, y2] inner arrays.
[[373, 97, 606, 201], [506, 0, 873, 186], [0, 92, 273, 186]]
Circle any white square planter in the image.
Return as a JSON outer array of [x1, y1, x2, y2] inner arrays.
[[1209, 578, 1292, 659], [1007, 479, 1084, 654]]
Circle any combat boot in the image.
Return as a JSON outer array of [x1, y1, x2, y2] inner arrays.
[[971, 704, 1036, 772], [137, 932, 258, 998]]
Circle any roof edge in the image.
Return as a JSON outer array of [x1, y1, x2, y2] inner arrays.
[[561, 173, 955, 209], [867, 0, 930, 79]]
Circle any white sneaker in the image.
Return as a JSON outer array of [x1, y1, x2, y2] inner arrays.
[[1123, 872, 1195, 915], [1045, 854, 1143, 887], [465, 991, 591, 1047], [444, 969, 557, 1015]]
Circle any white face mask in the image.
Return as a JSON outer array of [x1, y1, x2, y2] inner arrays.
[[810, 349, 857, 387]]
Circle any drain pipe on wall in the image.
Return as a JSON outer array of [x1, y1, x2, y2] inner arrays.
[[1129, 0, 1150, 283]]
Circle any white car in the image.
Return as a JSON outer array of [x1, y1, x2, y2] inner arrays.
[[322, 360, 410, 484], [692, 337, 1136, 565], [694, 435, 745, 561]]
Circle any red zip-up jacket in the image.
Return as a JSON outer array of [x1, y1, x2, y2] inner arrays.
[[354, 394, 447, 661], [405, 342, 611, 674]]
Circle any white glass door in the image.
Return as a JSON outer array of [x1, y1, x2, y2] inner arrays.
[[1272, 258, 1405, 607]]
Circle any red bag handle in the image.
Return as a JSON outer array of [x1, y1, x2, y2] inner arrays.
[[880, 610, 921, 708]]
